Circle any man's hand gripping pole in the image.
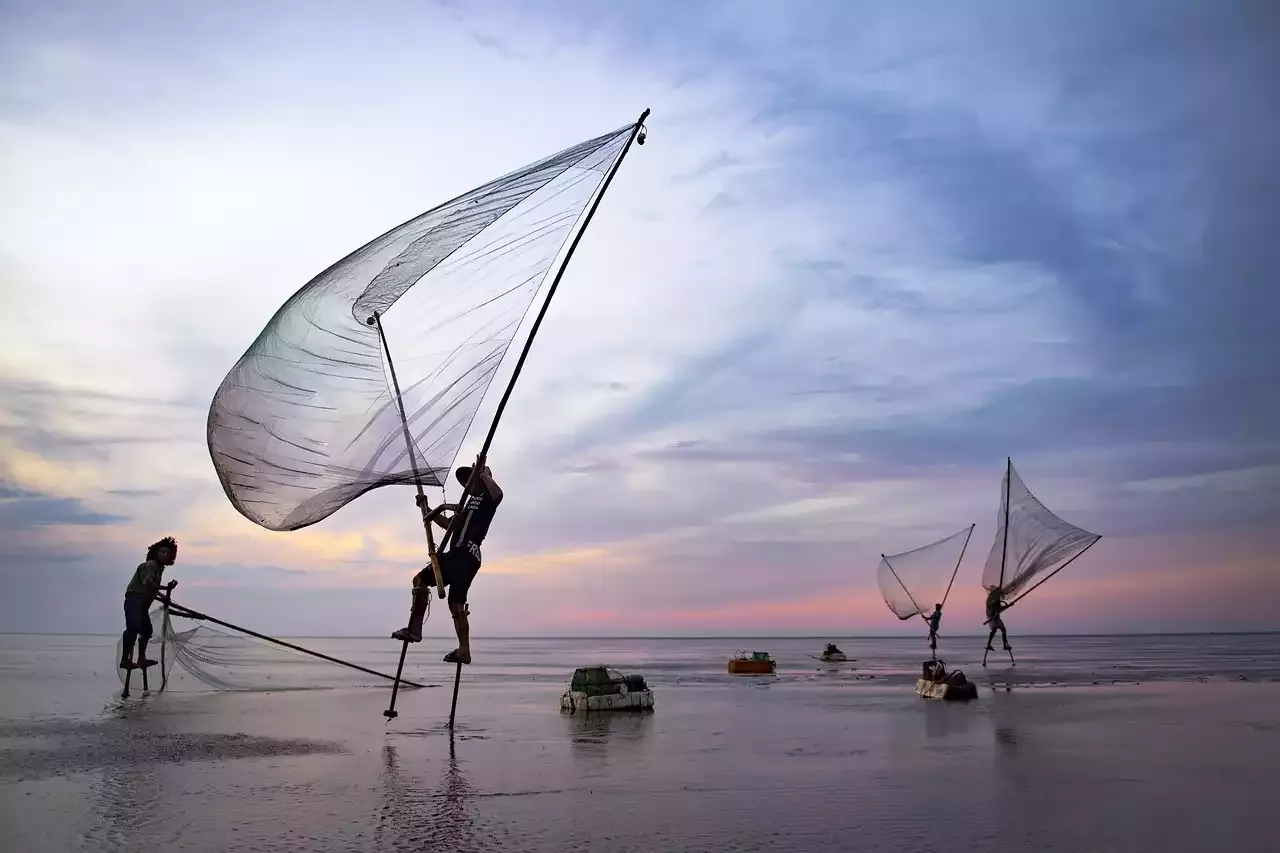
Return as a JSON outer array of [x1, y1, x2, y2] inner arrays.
[[415, 493, 447, 600]]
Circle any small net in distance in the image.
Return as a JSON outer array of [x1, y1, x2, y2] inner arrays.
[[877, 525, 974, 621], [207, 123, 634, 532], [981, 460, 1101, 599]]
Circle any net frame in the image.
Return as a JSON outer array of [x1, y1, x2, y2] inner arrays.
[[981, 458, 1102, 606], [877, 524, 975, 621], [206, 123, 635, 532]]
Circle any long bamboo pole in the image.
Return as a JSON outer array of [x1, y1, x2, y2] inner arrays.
[[435, 108, 651, 730], [165, 601, 427, 689]]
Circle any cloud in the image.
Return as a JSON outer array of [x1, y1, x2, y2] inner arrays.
[[0, 0, 1276, 635], [0, 483, 128, 529]]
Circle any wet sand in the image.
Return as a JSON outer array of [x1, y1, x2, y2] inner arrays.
[[1, 634, 1278, 851]]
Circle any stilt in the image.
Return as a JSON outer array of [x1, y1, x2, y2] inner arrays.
[[384, 640, 411, 720], [448, 661, 463, 729], [160, 590, 171, 691], [1006, 644, 1016, 666], [141, 665, 149, 693], [982, 646, 990, 667], [121, 665, 133, 698]]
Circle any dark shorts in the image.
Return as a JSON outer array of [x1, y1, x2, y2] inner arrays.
[[124, 594, 153, 638], [415, 545, 481, 606], [988, 615, 1006, 631]]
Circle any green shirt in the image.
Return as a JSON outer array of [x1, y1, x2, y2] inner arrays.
[[126, 559, 164, 597]]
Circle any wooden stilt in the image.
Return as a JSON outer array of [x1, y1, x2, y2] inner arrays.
[[384, 640, 411, 720], [448, 661, 463, 729]]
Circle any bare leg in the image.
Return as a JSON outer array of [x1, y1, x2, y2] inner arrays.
[[447, 601, 471, 664], [136, 638, 157, 667], [985, 627, 997, 651], [120, 629, 137, 668], [392, 579, 429, 643]]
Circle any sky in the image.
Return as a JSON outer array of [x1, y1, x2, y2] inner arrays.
[[1, 0, 1277, 638]]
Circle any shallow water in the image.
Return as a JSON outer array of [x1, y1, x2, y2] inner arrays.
[[1, 633, 1277, 851]]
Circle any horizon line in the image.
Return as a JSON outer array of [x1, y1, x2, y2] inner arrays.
[[4, 630, 1277, 639]]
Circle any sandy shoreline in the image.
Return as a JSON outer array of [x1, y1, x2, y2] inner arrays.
[[2, 676, 1277, 852]]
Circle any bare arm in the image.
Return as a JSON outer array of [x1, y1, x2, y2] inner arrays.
[[477, 467, 502, 501], [425, 503, 458, 530]]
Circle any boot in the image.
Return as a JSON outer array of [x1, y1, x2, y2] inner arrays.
[[391, 586, 429, 643]]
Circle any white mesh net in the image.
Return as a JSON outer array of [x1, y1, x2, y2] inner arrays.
[[981, 460, 1101, 600], [877, 525, 973, 621]]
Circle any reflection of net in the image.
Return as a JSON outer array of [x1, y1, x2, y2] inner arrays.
[[114, 604, 320, 692], [206, 123, 634, 532], [981, 461, 1100, 599], [877, 526, 972, 621]]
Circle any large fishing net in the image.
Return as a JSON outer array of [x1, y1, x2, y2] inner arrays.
[[207, 123, 635, 531], [981, 461, 1101, 600], [877, 525, 973, 621]]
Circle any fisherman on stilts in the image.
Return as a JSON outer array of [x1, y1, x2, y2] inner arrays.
[[984, 585, 1011, 660], [392, 461, 503, 665], [927, 602, 943, 658], [120, 537, 179, 671]]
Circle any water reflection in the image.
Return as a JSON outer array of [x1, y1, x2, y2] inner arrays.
[[921, 699, 974, 740], [376, 736, 477, 852], [565, 710, 653, 764], [84, 700, 174, 851], [991, 691, 1022, 753]]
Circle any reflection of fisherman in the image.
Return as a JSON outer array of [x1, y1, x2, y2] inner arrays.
[[984, 587, 1010, 652], [927, 603, 943, 652]]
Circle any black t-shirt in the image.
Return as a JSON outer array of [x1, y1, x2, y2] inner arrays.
[[451, 487, 501, 549]]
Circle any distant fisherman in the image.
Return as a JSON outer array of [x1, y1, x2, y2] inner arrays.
[[120, 537, 179, 670], [984, 586, 1010, 653], [393, 462, 503, 666], [928, 603, 943, 654]]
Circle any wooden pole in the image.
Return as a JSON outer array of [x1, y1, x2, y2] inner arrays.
[[383, 641, 411, 720], [474, 107, 650, 463], [368, 310, 447, 720], [160, 589, 171, 691], [164, 601, 426, 688], [384, 109, 650, 725], [1004, 535, 1102, 611], [448, 661, 463, 729]]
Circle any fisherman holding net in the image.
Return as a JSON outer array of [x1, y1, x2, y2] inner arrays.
[[120, 537, 179, 671], [984, 586, 1011, 653], [927, 603, 943, 654], [393, 463, 503, 665]]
